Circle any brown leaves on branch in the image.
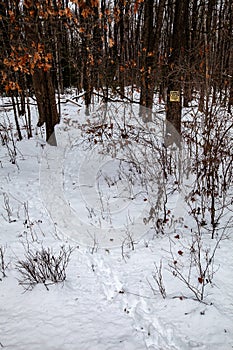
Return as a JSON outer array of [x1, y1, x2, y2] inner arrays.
[[5, 81, 22, 93], [4, 46, 53, 75], [81, 7, 93, 18], [134, 0, 144, 14], [8, 10, 15, 23]]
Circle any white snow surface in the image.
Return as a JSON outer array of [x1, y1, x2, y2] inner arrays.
[[0, 97, 233, 350]]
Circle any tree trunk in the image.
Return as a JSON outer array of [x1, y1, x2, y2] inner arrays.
[[33, 70, 59, 145], [23, 1, 59, 145], [139, 1, 155, 122], [166, 0, 186, 144]]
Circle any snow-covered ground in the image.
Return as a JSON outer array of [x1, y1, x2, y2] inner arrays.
[[0, 95, 233, 349]]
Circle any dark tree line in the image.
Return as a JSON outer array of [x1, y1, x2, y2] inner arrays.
[[0, 0, 232, 143]]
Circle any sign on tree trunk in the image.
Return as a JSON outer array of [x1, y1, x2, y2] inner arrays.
[[170, 91, 180, 102]]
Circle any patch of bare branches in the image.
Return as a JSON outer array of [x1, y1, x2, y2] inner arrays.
[[16, 245, 73, 291]]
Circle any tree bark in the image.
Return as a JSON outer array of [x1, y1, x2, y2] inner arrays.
[[23, 0, 59, 145], [166, 0, 187, 144], [33, 70, 59, 145], [139, 0, 155, 122]]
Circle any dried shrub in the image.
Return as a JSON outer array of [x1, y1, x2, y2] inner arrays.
[[0, 246, 8, 280], [16, 245, 73, 291]]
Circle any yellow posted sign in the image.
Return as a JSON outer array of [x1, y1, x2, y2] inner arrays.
[[170, 91, 180, 102]]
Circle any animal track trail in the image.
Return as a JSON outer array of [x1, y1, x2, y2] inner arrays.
[[90, 254, 185, 350], [91, 255, 124, 302], [131, 298, 186, 350]]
